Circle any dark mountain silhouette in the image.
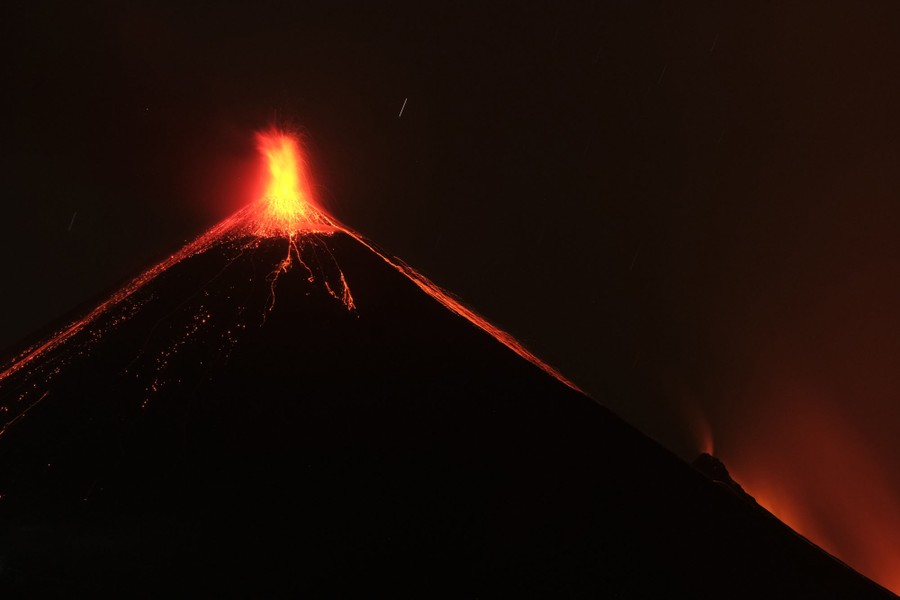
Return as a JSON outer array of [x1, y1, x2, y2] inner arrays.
[[0, 229, 895, 598], [693, 452, 758, 505]]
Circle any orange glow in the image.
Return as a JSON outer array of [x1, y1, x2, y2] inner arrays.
[[726, 380, 900, 594], [0, 209, 250, 400], [252, 128, 331, 236], [0, 126, 579, 439], [338, 230, 582, 392], [677, 390, 714, 456], [247, 129, 578, 390]]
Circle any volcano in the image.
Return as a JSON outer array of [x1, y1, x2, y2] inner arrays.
[[0, 134, 895, 597]]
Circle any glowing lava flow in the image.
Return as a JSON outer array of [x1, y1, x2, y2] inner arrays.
[[335, 229, 581, 392], [247, 129, 352, 313], [0, 129, 346, 404], [247, 127, 578, 391], [0, 127, 580, 427], [0, 209, 251, 389]]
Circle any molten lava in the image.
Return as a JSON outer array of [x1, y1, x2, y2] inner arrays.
[[252, 128, 332, 236], [247, 128, 577, 390], [0, 127, 579, 435]]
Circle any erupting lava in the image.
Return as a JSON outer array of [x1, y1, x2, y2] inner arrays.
[[0, 129, 900, 586], [252, 129, 333, 236], [0, 127, 579, 432], [246, 128, 578, 390]]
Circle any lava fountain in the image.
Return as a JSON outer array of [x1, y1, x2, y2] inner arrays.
[[245, 128, 579, 390], [0, 127, 579, 435], [252, 129, 333, 236]]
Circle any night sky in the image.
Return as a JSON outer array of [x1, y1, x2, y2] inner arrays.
[[4, 1, 900, 588]]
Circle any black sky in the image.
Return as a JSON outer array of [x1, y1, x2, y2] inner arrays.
[[4, 2, 900, 564]]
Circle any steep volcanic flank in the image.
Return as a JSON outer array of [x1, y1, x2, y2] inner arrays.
[[0, 133, 895, 597], [0, 230, 892, 597]]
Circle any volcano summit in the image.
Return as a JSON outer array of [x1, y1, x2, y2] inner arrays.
[[0, 131, 893, 597]]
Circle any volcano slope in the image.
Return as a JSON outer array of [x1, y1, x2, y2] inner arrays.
[[0, 229, 894, 598]]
